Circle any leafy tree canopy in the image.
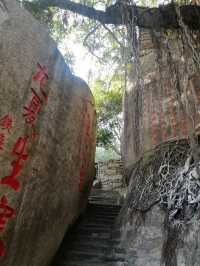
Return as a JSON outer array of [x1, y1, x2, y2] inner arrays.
[[93, 73, 123, 155]]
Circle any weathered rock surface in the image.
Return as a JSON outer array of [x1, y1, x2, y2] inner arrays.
[[121, 30, 200, 265], [120, 204, 200, 266], [123, 30, 200, 173], [0, 1, 96, 266]]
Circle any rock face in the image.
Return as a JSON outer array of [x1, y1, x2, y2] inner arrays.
[[0, 1, 96, 266], [123, 30, 200, 174], [121, 30, 200, 265], [120, 203, 200, 266]]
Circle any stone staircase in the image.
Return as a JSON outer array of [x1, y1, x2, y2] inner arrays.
[[51, 189, 127, 266]]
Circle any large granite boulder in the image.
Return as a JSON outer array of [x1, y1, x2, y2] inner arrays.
[[0, 1, 96, 266]]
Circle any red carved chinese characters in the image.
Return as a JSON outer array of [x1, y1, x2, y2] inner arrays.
[[33, 63, 48, 87], [158, 85, 167, 142], [0, 196, 16, 232], [0, 114, 13, 152], [151, 91, 158, 145], [0, 133, 5, 151], [167, 83, 177, 139], [23, 88, 42, 126], [79, 166, 85, 192], [0, 137, 29, 192], [33, 63, 49, 103], [23, 63, 49, 128], [85, 114, 91, 137], [0, 115, 13, 133], [31, 130, 39, 141], [0, 63, 49, 257], [79, 103, 92, 192], [0, 196, 15, 257]]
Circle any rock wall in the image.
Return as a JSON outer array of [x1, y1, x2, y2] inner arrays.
[[123, 30, 200, 175], [120, 193, 200, 266], [121, 30, 200, 265], [0, 1, 96, 266], [119, 140, 200, 265]]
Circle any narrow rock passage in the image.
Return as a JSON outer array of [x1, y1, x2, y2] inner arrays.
[[51, 189, 127, 266]]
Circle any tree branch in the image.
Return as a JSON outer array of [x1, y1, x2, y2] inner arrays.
[[28, 0, 200, 30], [32, 0, 116, 24], [101, 24, 124, 47], [83, 23, 101, 46]]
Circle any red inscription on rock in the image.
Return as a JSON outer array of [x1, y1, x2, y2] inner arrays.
[[85, 117, 91, 137], [0, 137, 29, 191], [33, 63, 49, 103], [23, 88, 42, 126], [165, 81, 177, 139], [0, 133, 5, 151], [159, 87, 167, 142], [0, 196, 15, 257], [0, 115, 13, 133], [79, 103, 92, 192], [79, 166, 85, 192], [151, 92, 158, 145], [0, 63, 49, 257], [31, 130, 39, 140], [0, 196, 16, 232]]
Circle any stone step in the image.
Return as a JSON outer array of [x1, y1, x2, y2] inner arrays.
[[85, 213, 116, 219], [64, 263, 115, 266], [80, 221, 114, 227], [86, 208, 120, 214], [67, 244, 126, 255], [89, 199, 120, 206], [68, 242, 111, 251], [56, 258, 116, 266], [63, 261, 116, 266], [73, 226, 112, 235], [86, 210, 120, 216], [52, 189, 125, 266], [64, 250, 127, 262], [86, 211, 120, 217], [54, 258, 128, 266], [67, 236, 121, 246], [87, 203, 121, 210], [82, 218, 116, 225], [64, 262, 128, 266], [76, 231, 111, 238], [80, 221, 115, 229], [73, 227, 121, 241], [65, 248, 109, 257], [84, 213, 118, 219]]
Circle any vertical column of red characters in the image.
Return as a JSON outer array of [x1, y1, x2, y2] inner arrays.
[[0, 63, 49, 257]]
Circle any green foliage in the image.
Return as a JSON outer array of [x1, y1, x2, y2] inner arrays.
[[21, 1, 68, 42], [95, 147, 120, 162], [92, 73, 123, 155]]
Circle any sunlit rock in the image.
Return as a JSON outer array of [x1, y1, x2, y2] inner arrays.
[[0, 1, 96, 265]]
